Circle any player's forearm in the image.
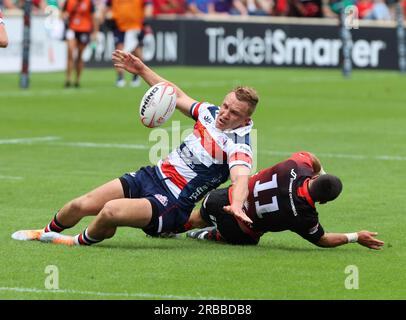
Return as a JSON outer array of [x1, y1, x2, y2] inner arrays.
[[230, 170, 250, 208], [317, 233, 356, 248], [139, 65, 194, 116], [317, 231, 384, 250]]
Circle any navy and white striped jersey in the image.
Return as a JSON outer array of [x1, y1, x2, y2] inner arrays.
[[156, 102, 253, 209]]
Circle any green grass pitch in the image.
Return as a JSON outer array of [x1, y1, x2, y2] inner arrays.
[[0, 67, 405, 300]]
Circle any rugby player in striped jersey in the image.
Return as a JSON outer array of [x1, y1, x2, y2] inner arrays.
[[12, 50, 259, 246]]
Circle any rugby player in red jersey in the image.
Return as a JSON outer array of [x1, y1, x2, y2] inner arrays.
[[187, 151, 384, 250]]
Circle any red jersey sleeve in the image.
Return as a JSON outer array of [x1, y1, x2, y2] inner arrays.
[[289, 152, 314, 172]]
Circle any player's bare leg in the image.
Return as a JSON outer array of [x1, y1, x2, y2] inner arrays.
[[74, 42, 86, 88], [65, 39, 75, 87], [130, 46, 142, 87], [115, 42, 126, 87], [55, 179, 125, 227], [187, 209, 209, 229], [11, 179, 124, 241], [40, 198, 153, 246]]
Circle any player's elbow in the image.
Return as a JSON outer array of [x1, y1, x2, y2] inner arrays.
[[315, 235, 334, 248], [314, 241, 330, 248]]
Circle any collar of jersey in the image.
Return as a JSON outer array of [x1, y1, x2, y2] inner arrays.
[[297, 178, 315, 208], [222, 120, 254, 136]]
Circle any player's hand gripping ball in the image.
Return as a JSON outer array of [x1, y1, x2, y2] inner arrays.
[[139, 82, 177, 128]]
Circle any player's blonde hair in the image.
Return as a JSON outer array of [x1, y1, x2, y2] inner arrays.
[[232, 86, 259, 116]]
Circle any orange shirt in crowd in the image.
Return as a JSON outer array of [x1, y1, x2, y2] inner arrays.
[[110, 0, 149, 31], [64, 0, 95, 33]]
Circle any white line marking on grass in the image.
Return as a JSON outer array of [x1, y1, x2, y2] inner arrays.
[[54, 142, 150, 150], [0, 287, 225, 300], [6, 138, 405, 162], [0, 136, 61, 145], [261, 150, 406, 161], [0, 175, 23, 180], [54, 141, 406, 161], [0, 89, 95, 97]]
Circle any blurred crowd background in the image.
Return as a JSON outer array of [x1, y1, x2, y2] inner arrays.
[[0, 0, 405, 21]]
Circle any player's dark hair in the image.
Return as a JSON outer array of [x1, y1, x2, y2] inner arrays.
[[308, 174, 343, 204]]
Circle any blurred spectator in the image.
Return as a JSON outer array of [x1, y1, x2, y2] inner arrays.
[[324, 0, 355, 16], [32, 0, 46, 12], [245, 0, 272, 15], [289, 0, 322, 17], [404, 0, 406, 18], [362, 0, 391, 20], [46, 0, 62, 8], [62, 0, 98, 88], [214, 0, 248, 14], [273, 0, 290, 15], [105, 0, 151, 87], [0, 0, 18, 9], [356, 0, 373, 18], [10, 0, 46, 12], [187, 0, 215, 14], [152, 0, 186, 15]]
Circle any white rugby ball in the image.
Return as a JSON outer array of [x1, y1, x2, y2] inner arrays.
[[139, 82, 177, 128]]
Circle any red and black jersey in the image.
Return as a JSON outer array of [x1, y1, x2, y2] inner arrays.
[[232, 152, 325, 244]]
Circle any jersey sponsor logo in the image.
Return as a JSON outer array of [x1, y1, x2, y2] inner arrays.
[[154, 194, 168, 207], [289, 168, 298, 216], [189, 185, 209, 201]]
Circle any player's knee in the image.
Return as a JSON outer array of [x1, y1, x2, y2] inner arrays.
[[69, 197, 87, 214], [99, 201, 118, 223], [70, 195, 94, 214]]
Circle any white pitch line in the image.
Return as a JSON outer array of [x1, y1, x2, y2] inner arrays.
[[261, 150, 406, 161], [0, 175, 23, 180], [0, 286, 224, 300], [2, 137, 405, 162], [55, 142, 150, 150], [53, 141, 406, 162], [0, 89, 95, 97], [0, 136, 61, 145]]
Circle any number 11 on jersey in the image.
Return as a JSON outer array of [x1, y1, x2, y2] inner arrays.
[[253, 173, 279, 218]]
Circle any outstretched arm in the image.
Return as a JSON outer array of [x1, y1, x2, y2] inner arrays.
[[112, 50, 196, 118], [223, 165, 252, 225], [317, 231, 384, 250]]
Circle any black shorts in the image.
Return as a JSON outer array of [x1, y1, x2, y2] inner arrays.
[[110, 19, 146, 47], [199, 188, 260, 245], [119, 166, 193, 236], [66, 30, 91, 45]]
